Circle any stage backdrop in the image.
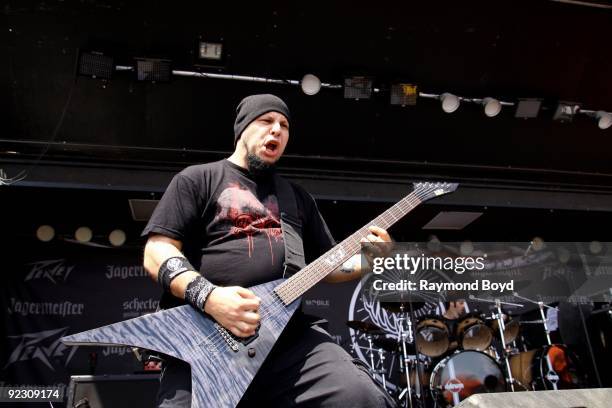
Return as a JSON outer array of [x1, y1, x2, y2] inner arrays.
[[0, 240, 363, 396], [4, 239, 606, 397]]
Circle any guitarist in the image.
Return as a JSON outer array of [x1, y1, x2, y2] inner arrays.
[[142, 94, 396, 407]]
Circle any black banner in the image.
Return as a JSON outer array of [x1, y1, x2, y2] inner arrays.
[[1, 241, 161, 396]]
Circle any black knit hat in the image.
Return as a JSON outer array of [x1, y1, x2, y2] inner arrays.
[[233, 94, 290, 146]]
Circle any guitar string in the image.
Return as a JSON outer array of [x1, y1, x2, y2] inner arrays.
[[203, 186, 444, 351], [204, 187, 439, 351], [251, 186, 439, 320], [203, 188, 437, 352]]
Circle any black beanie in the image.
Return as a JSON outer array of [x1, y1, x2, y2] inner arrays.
[[233, 94, 290, 146]]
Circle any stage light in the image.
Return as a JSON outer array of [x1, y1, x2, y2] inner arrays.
[[589, 241, 602, 254], [557, 247, 571, 264], [135, 58, 172, 82], [460, 240, 474, 256], [78, 51, 114, 80], [427, 235, 441, 252], [198, 41, 223, 61], [553, 102, 580, 122], [109, 229, 127, 247], [75, 227, 93, 243], [301, 74, 321, 95], [344, 76, 373, 100], [596, 111, 612, 130], [36, 225, 55, 242], [515, 98, 542, 119], [390, 84, 418, 106], [440, 93, 460, 113], [482, 97, 502, 117]]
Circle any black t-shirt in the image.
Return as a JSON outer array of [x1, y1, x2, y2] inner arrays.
[[143, 160, 335, 306]]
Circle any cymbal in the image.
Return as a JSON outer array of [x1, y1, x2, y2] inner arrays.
[[372, 335, 398, 352], [346, 320, 384, 334], [380, 302, 426, 313]]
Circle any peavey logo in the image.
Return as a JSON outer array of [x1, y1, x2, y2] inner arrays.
[[4, 327, 78, 371], [25, 259, 75, 284], [106, 265, 148, 280], [122, 297, 159, 318]]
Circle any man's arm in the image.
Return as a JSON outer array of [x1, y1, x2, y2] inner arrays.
[[323, 226, 391, 283], [143, 234, 261, 338]]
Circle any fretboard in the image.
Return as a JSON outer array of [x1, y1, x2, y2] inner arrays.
[[274, 191, 422, 305]]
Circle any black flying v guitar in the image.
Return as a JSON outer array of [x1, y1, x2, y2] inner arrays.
[[62, 182, 458, 407]]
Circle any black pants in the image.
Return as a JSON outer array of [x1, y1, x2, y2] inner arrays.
[[156, 315, 396, 407]]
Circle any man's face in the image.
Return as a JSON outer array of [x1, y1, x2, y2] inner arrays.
[[239, 111, 289, 164]]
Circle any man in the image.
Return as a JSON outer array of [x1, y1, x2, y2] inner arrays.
[[142, 94, 396, 407]]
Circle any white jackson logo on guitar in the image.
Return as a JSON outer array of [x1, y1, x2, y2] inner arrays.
[[325, 248, 346, 267]]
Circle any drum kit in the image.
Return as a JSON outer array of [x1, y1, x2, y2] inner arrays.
[[346, 292, 588, 408]]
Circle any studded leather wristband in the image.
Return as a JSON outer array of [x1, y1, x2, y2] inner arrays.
[[185, 275, 217, 311]]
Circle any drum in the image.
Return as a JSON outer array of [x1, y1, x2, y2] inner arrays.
[[415, 316, 449, 357], [456, 314, 493, 351], [430, 350, 506, 407], [509, 344, 587, 391], [490, 314, 520, 345]]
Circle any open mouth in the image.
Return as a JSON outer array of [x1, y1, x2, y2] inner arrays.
[[264, 140, 279, 153]]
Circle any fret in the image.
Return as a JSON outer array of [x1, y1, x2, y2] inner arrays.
[[275, 182, 458, 305]]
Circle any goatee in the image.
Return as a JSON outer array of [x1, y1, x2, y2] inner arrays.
[[247, 154, 276, 177]]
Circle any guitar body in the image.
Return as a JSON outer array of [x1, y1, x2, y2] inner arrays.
[[61, 279, 299, 408]]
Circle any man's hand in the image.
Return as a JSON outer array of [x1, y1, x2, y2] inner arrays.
[[360, 225, 393, 261], [325, 225, 393, 283], [204, 286, 261, 338]]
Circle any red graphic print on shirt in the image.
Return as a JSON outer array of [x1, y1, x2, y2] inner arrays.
[[214, 183, 283, 263]]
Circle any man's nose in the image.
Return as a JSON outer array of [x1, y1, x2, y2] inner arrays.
[[270, 121, 281, 134]]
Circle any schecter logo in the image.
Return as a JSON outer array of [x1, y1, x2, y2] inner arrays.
[[25, 259, 75, 284], [4, 327, 78, 371]]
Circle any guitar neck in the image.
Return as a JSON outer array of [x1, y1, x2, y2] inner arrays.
[[274, 191, 421, 305]]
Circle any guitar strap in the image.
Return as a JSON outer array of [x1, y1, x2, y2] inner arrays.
[[273, 174, 306, 278]]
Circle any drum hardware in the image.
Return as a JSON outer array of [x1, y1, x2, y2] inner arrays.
[[512, 292, 560, 390], [372, 335, 399, 353], [366, 333, 377, 380], [490, 314, 520, 345], [377, 346, 387, 389], [396, 303, 415, 408], [346, 321, 390, 387], [346, 320, 385, 335], [469, 295, 524, 392]]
